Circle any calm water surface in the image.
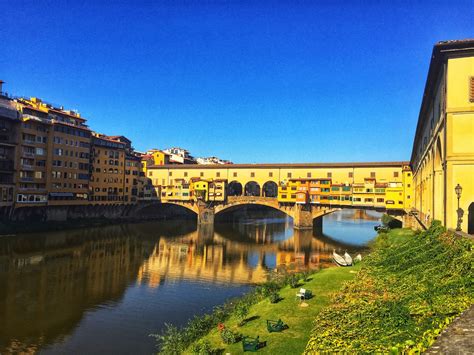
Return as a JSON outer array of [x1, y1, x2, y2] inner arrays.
[[0, 209, 381, 354]]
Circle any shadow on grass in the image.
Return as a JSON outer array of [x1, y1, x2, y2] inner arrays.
[[241, 315, 260, 326], [270, 297, 284, 304]]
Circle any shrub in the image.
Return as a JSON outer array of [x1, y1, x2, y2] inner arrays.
[[269, 291, 280, 303], [152, 323, 186, 355], [235, 302, 250, 326], [220, 328, 241, 344], [287, 274, 299, 288], [381, 214, 402, 229], [256, 281, 280, 297], [190, 340, 214, 355]]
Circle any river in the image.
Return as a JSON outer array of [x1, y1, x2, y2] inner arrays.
[[0, 209, 381, 354]]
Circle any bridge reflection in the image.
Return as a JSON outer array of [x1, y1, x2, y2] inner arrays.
[[136, 219, 367, 288]]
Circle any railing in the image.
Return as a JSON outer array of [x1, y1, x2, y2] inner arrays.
[[22, 151, 35, 158], [21, 164, 34, 170], [19, 177, 34, 182]]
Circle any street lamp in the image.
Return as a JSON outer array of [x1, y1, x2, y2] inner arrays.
[[455, 184, 463, 231]]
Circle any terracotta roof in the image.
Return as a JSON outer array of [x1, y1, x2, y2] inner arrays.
[[49, 108, 86, 121], [148, 161, 409, 169]]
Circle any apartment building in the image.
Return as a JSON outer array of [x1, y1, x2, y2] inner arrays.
[[89, 134, 126, 204], [0, 89, 20, 208]]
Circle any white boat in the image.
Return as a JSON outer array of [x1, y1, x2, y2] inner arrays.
[[344, 252, 353, 266], [332, 251, 348, 266]]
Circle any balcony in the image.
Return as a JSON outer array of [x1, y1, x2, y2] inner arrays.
[[0, 135, 16, 145], [20, 177, 34, 182], [22, 151, 35, 158], [21, 164, 34, 171]]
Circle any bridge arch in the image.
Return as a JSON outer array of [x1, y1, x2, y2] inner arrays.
[[132, 201, 198, 219], [262, 181, 278, 197], [244, 181, 260, 197], [227, 181, 243, 196], [215, 200, 291, 219]]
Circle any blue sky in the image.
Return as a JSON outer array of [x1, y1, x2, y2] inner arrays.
[[2, 1, 473, 163]]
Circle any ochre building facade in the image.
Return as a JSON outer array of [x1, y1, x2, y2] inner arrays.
[[410, 39, 474, 233]]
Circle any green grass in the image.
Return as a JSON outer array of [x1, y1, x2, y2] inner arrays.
[[187, 264, 361, 354], [305, 222, 474, 354]]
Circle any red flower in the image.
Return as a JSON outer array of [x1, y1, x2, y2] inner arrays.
[[217, 323, 225, 331]]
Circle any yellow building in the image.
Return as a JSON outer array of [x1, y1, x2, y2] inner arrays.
[[278, 179, 299, 203], [208, 179, 226, 202], [141, 149, 171, 174], [191, 178, 208, 201], [410, 39, 474, 232], [374, 183, 387, 208]]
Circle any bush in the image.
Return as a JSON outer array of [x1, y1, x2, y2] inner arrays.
[[269, 291, 280, 303], [381, 214, 402, 229], [256, 281, 280, 297], [152, 323, 186, 355], [220, 328, 241, 344], [190, 340, 214, 355], [287, 274, 300, 288], [235, 302, 250, 326]]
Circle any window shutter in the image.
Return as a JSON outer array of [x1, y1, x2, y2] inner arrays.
[[470, 77, 474, 102]]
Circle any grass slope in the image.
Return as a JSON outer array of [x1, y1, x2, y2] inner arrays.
[[187, 264, 361, 354], [305, 223, 473, 354]]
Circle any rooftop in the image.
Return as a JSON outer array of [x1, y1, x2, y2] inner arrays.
[[148, 161, 409, 169]]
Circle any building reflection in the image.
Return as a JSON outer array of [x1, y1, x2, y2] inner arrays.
[[0, 213, 371, 353], [0, 224, 156, 354]]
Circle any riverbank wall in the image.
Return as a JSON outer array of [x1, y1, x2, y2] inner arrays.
[[0, 203, 196, 234]]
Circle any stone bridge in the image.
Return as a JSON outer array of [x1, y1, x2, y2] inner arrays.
[[133, 196, 339, 230]]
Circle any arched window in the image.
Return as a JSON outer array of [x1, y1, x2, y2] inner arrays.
[[262, 181, 278, 197], [245, 181, 260, 196], [227, 181, 243, 196]]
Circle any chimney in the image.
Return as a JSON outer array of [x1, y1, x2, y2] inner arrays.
[[0, 80, 4, 93]]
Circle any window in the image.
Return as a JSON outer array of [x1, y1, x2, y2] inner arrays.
[[184, 172, 188, 177], [307, 172, 311, 178], [251, 172, 255, 177], [327, 172, 332, 178], [470, 77, 474, 102], [35, 147, 45, 156], [216, 172, 220, 177], [370, 172, 376, 178], [287, 172, 292, 178], [200, 172, 204, 177], [394, 171, 399, 178], [169, 171, 172, 176], [269, 172, 273, 177], [233, 172, 237, 177], [348, 172, 353, 178]]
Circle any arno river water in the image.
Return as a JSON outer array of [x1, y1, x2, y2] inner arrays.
[[0, 209, 381, 354]]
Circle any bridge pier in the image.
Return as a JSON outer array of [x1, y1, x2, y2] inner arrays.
[[293, 204, 313, 230], [197, 204, 215, 225]]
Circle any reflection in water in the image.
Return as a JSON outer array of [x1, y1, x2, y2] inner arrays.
[[0, 209, 380, 354]]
